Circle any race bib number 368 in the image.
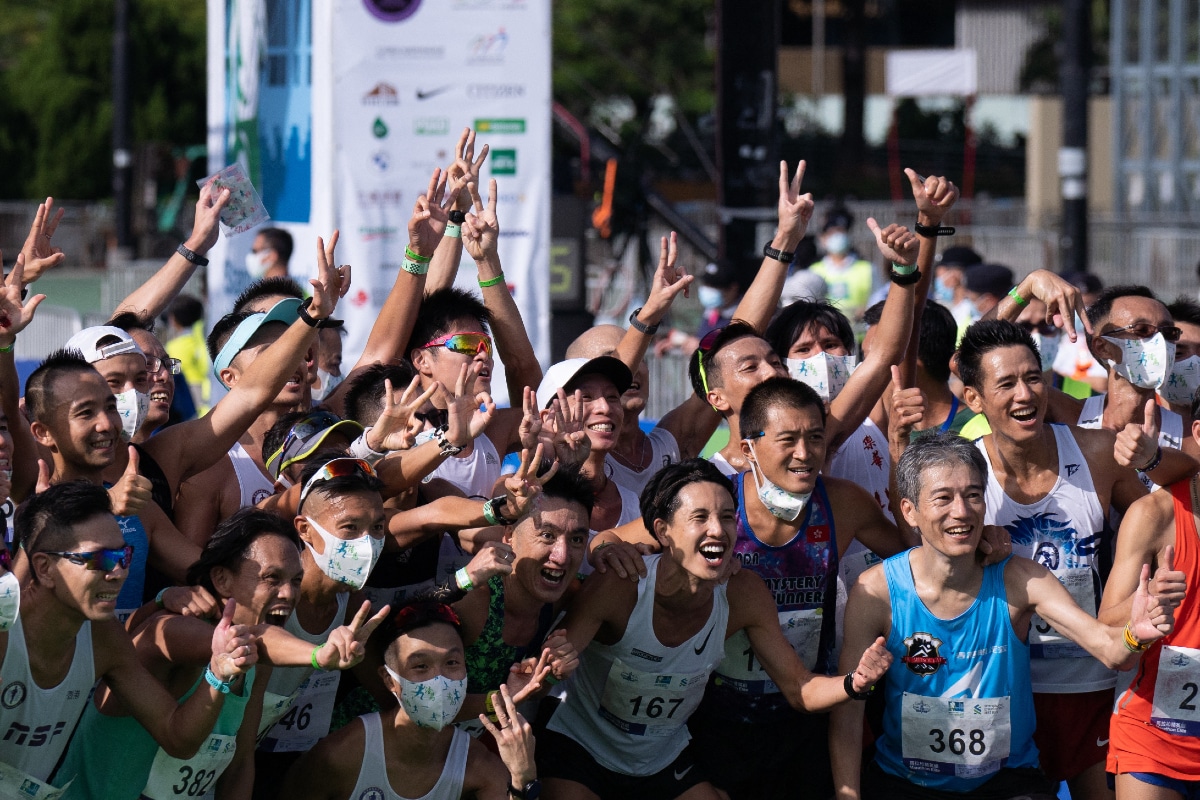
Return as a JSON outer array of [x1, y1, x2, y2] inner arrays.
[[900, 692, 1011, 780]]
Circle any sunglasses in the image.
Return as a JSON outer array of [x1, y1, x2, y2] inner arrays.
[[1017, 321, 1058, 337], [43, 544, 134, 572], [266, 411, 347, 478], [1105, 322, 1183, 343], [146, 356, 183, 376], [696, 326, 726, 398], [298, 457, 376, 510], [420, 332, 492, 357], [392, 601, 462, 633]]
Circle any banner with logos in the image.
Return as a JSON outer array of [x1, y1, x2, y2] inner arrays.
[[206, 0, 550, 397], [329, 0, 551, 396]]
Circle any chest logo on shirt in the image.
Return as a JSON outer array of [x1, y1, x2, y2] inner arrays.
[[0, 682, 25, 709], [901, 632, 946, 676], [358, 789, 386, 800], [1005, 511, 1097, 571], [808, 524, 830, 543], [1065, 463, 1079, 477]]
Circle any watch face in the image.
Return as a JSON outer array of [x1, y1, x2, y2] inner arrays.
[[522, 780, 541, 800]]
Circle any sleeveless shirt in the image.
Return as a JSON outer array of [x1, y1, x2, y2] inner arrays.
[[978, 424, 1114, 693], [350, 714, 468, 800]]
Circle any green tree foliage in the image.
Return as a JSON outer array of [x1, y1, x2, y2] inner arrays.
[[1, 0, 206, 199]]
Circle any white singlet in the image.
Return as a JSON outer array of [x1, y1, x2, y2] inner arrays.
[[548, 554, 729, 776], [258, 592, 350, 751], [606, 428, 680, 496], [580, 482, 642, 578], [0, 616, 94, 781], [978, 424, 1114, 692], [229, 441, 275, 508], [349, 713, 468, 800], [423, 434, 502, 500]]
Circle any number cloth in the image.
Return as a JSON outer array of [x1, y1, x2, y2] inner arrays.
[[1109, 476, 1200, 781], [874, 551, 1039, 792], [547, 554, 729, 776]]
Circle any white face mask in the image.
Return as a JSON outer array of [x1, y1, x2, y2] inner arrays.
[[1101, 332, 1175, 390], [745, 441, 811, 522], [244, 250, 271, 278], [1030, 331, 1060, 373], [0, 570, 19, 632], [1161, 355, 1200, 406], [698, 285, 724, 311], [786, 353, 857, 402], [114, 389, 151, 442], [824, 231, 849, 256], [303, 517, 383, 590], [385, 665, 467, 730], [311, 369, 344, 402]]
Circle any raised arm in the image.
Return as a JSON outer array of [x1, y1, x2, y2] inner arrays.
[[464, 179, 542, 400], [732, 160, 815, 330], [147, 233, 347, 486], [0, 253, 46, 500], [427, 128, 488, 292], [17, 198, 65, 285], [114, 182, 231, 319], [1098, 489, 1185, 626]]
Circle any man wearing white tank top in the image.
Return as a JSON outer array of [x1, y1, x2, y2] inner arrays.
[[4, 482, 257, 793], [282, 601, 540, 800], [939, 321, 1154, 800]]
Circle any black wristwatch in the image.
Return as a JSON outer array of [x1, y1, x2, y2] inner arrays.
[[448, 209, 467, 225], [297, 297, 344, 329], [487, 496, 519, 525], [913, 220, 955, 238], [762, 242, 795, 263], [628, 307, 660, 335], [176, 242, 210, 267], [508, 779, 541, 799], [844, 671, 873, 700]]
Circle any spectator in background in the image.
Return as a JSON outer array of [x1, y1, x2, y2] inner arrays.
[[932, 244, 983, 329], [960, 262, 1015, 339], [809, 207, 873, 321], [779, 234, 826, 307], [164, 294, 213, 415], [247, 227, 294, 280], [696, 259, 742, 340], [1163, 296, 1200, 423], [312, 326, 345, 403]]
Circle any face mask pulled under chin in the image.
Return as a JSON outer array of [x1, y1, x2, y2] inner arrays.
[[311, 369, 344, 402], [1161, 355, 1200, 406], [304, 517, 383, 590], [1101, 332, 1175, 390], [786, 352, 857, 403], [114, 389, 151, 442], [1029, 331, 1060, 373], [746, 441, 812, 522], [385, 665, 467, 730]]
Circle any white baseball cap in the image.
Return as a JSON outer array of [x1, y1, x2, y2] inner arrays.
[[64, 326, 143, 364], [535, 356, 633, 411]]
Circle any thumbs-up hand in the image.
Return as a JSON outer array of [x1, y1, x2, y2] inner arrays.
[[1114, 398, 1161, 471], [905, 169, 959, 224], [34, 459, 51, 494], [1151, 544, 1187, 611], [1131, 562, 1176, 643], [210, 598, 258, 682], [866, 218, 919, 267], [108, 446, 153, 517]]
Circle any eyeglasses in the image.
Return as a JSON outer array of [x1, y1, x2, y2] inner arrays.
[[1105, 322, 1183, 343], [420, 332, 492, 356], [42, 545, 134, 572], [695, 327, 726, 398], [392, 601, 462, 633], [266, 411, 346, 477], [146, 356, 182, 376], [298, 457, 376, 510]]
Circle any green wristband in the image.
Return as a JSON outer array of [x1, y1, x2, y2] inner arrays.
[[311, 645, 327, 671], [478, 273, 505, 289], [891, 261, 917, 276], [444, 224, 462, 239], [1007, 286, 1028, 307], [404, 246, 432, 263]]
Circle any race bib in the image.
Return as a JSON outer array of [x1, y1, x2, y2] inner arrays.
[[715, 609, 823, 693], [140, 733, 237, 800], [900, 692, 1011, 779], [0, 761, 70, 800], [1151, 645, 1200, 736], [1030, 568, 1095, 659], [597, 658, 707, 737], [257, 671, 340, 753], [257, 688, 302, 739]]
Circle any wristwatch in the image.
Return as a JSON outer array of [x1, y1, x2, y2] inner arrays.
[[508, 779, 541, 799], [486, 496, 519, 525], [628, 307, 660, 335]]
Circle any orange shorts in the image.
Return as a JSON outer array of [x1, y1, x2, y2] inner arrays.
[[1032, 689, 1114, 782]]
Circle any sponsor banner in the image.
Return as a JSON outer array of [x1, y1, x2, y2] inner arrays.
[[207, 0, 550, 391]]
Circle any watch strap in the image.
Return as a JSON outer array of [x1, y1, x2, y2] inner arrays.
[[628, 308, 660, 336], [762, 243, 795, 264]]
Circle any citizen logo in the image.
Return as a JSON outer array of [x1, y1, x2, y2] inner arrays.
[[467, 83, 525, 99]]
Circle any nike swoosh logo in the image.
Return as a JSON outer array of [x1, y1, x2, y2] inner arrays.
[[693, 626, 713, 655], [674, 765, 693, 780], [416, 85, 452, 100], [1096, 737, 1109, 747]]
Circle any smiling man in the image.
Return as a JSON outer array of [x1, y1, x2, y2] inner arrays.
[[831, 433, 1181, 800], [953, 320, 1153, 800]]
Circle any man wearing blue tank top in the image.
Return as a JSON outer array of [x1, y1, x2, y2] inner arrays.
[[831, 433, 1182, 800]]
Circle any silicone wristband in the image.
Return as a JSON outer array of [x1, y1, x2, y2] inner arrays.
[[1007, 286, 1028, 307], [404, 246, 432, 263], [204, 665, 233, 694], [311, 645, 328, 671], [455, 567, 474, 592], [478, 273, 505, 289]]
